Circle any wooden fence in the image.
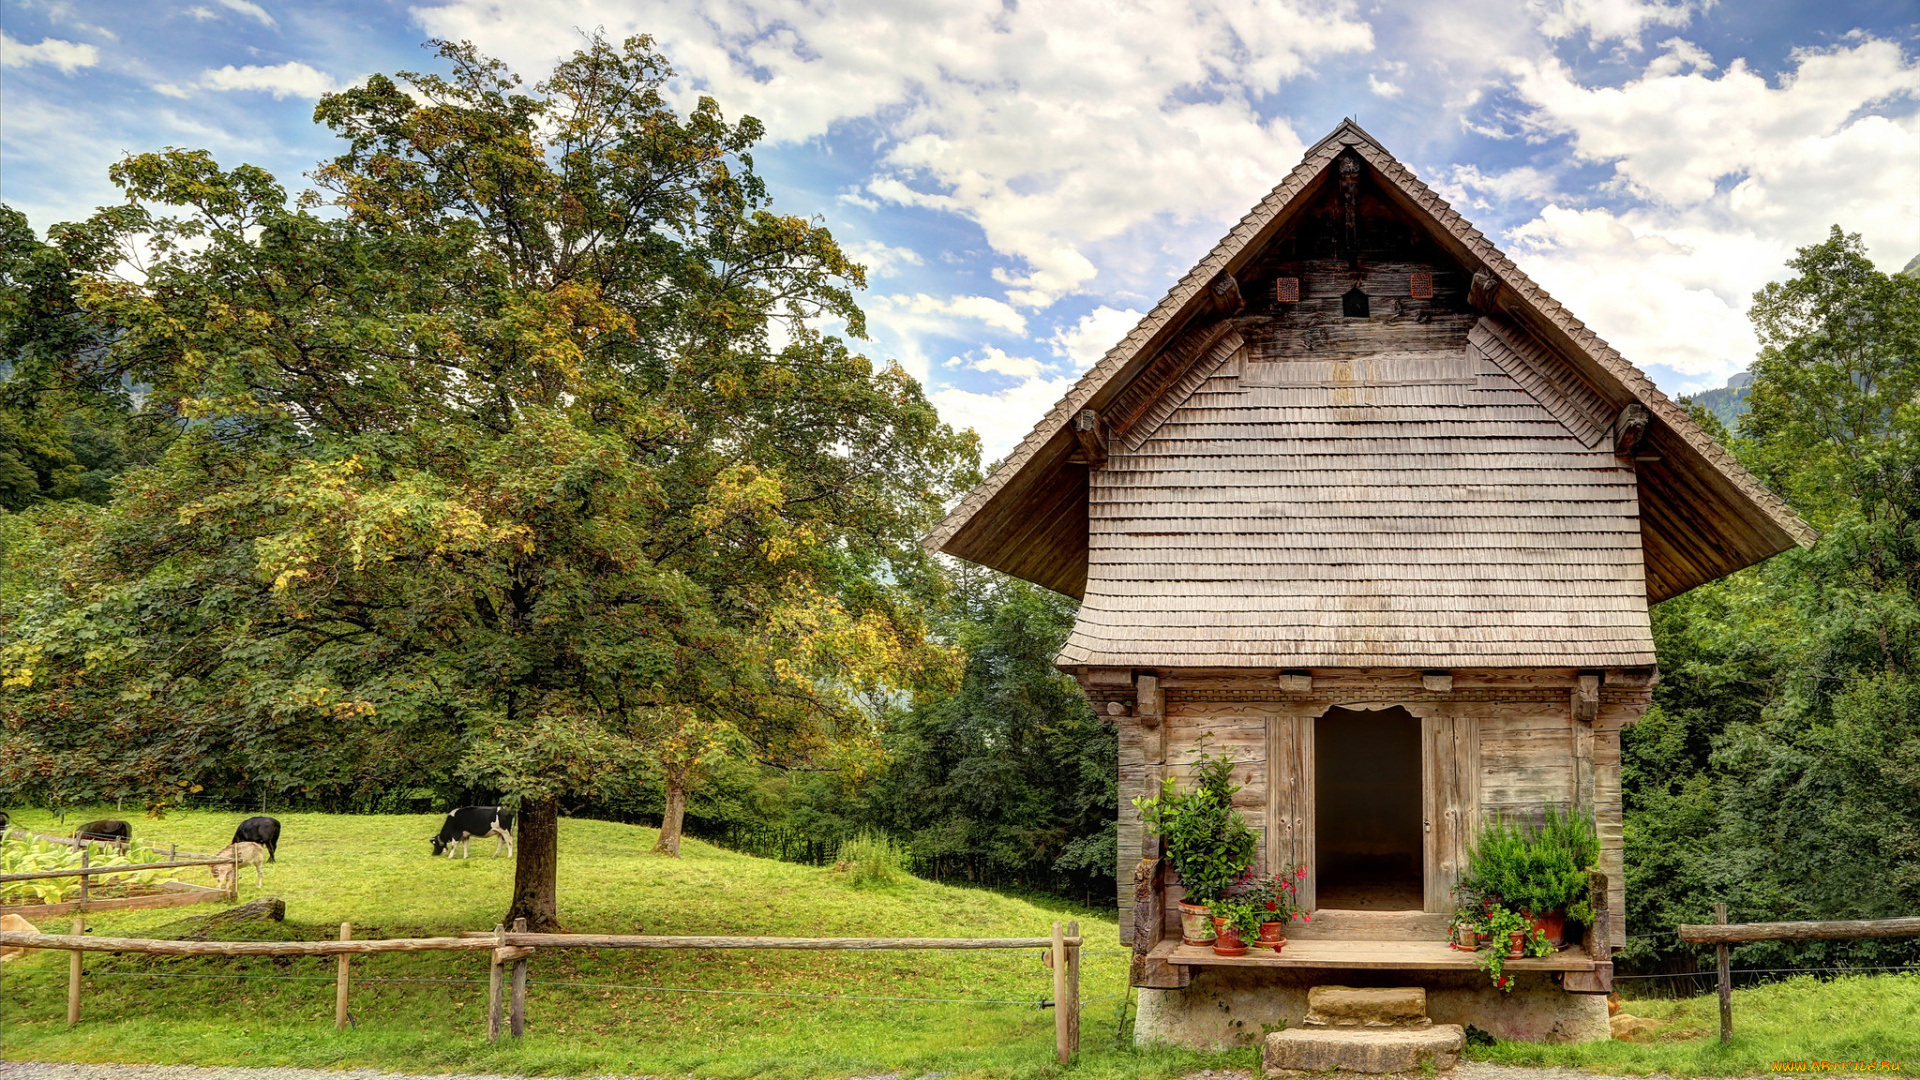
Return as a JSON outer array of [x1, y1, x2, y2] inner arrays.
[[1, 846, 238, 916], [1677, 909, 1920, 1044], [0, 921, 1087, 1063]]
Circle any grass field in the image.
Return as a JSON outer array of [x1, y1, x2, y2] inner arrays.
[[2, 806, 1916, 1077]]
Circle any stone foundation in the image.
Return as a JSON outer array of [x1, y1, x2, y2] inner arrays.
[[1134, 968, 1609, 1049]]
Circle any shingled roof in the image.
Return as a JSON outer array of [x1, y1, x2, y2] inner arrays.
[[926, 120, 1813, 670]]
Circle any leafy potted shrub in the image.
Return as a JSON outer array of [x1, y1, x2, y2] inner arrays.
[[1134, 749, 1258, 946], [1459, 806, 1598, 948], [1474, 903, 1551, 992], [1448, 882, 1484, 951], [1207, 897, 1262, 957], [1242, 867, 1309, 952]]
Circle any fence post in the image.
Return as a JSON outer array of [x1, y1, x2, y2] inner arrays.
[[510, 917, 528, 1039], [1065, 919, 1081, 1057], [1715, 902, 1731, 1044], [67, 915, 83, 1026], [335, 923, 352, 1031], [487, 924, 506, 1043], [78, 845, 89, 910], [1052, 921, 1068, 1064]]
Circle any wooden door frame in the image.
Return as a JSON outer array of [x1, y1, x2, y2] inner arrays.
[[1273, 700, 1472, 915]]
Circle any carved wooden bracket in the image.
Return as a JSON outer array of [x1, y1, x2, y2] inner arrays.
[[1071, 409, 1107, 466], [1572, 673, 1600, 724], [1421, 671, 1454, 693], [1208, 271, 1245, 314], [1613, 403, 1651, 456], [1278, 671, 1313, 693], [1469, 270, 1501, 313]]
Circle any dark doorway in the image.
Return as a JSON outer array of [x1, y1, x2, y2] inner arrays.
[[1315, 706, 1422, 910]]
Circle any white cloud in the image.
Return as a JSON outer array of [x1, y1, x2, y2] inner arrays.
[[212, 0, 277, 27], [1368, 74, 1403, 98], [1530, 0, 1704, 47], [862, 292, 1030, 382], [1498, 38, 1920, 383], [415, 0, 1374, 307], [968, 346, 1052, 380], [0, 31, 99, 74], [841, 239, 923, 280], [1048, 306, 1145, 372], [931, 374, 1080, 464], [198, 62, 338, 99]]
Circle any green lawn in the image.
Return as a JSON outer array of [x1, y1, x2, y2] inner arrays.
[[0, 807, 1233, 1077], [2, 807, 1914, 1077]]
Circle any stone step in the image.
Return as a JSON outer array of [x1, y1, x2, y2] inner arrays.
[[1265, 1025, 1466, 1075], [1303, 985, 1430, 1028]]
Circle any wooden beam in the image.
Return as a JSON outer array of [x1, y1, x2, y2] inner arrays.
[[1613, 403, 1651, 456], [1715, 904, 1732, 1045], [1572, 674, 1600, 724], [1067, 409, 1107, 466], [1677, 916, 1920, 945], [1420, 671, 1452, 693], [1468, 270, 1501, 313], [1207, 271, 1245, 314], [1339, 153, 1361, 269]]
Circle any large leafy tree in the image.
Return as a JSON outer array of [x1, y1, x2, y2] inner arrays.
[[1622, 227, 1920, 974], [0, 35, 977, 929]]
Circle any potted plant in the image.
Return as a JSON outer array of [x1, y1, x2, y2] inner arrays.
[[1474, 903, 1550, 992], [1207, 897, 1262, 957], [1459, 807, 1598, 949], [1242, 866, 1309, 952], [1448, 883, 1485, 951], [1133, 749, 1258, 946]]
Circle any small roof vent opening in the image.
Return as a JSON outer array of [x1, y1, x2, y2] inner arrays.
[[1342, 285, 1370, 318]]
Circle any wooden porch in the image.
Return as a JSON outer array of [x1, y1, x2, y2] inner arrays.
[[1146, 937, 1603, 974]]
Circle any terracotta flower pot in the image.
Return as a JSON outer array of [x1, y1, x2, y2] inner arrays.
[[1256, 921, 1287, 952], [1177, 900, 1216, 946], [1210, 916, 1248, 956], [1451, 923, 1480, 951], [1527, 910, 1567, 948], [1506, 930, 1526, 959]]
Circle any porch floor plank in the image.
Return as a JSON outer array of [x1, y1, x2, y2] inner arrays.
[[1149, 938, 1597, 972]]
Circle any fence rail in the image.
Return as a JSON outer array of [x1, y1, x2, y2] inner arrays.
[[0, 856, 240, 883], [1675, 908, 1920, 1044], [0, 921, 1087, 1063]]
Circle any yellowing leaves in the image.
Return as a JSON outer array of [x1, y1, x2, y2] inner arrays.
[[176, 456, 530, 592]]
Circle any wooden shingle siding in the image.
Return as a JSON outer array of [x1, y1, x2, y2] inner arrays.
[[1059, 249, 1656, 670]]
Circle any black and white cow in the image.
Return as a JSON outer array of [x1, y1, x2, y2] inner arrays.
[[430, 806, 515, 859], [74, 819, 131, 852], [231, 816, 281, 862]]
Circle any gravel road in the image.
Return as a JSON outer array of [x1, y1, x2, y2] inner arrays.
[[0, 1065, 1716, 1080]]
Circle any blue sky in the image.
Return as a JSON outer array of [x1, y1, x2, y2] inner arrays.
[[4, 0, 1917, 459]]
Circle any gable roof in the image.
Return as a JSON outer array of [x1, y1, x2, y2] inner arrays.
[[926, 120, 1814, 609]]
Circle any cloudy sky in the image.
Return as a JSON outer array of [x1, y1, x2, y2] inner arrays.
[[4, 0, 1917, 459]]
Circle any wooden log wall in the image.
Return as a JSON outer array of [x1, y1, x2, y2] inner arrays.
[[1106, 670, 1645, 951]]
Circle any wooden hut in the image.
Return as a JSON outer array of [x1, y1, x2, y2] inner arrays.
[[925, 120, 1813, 1043]]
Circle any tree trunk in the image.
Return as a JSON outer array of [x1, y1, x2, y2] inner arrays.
[[504, 796, 560, 932], [653, 774, 686, 857]]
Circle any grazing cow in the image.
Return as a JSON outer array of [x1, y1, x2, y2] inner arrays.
[[1, 913, 41, 962], [211, 841, 267, 892], [73, 819, 130, 852], [231, 816, 281, 862], [430, 806, 515, 859]]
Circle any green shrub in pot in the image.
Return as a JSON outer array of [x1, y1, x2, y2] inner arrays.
[[1133, 748, 1258, 905]]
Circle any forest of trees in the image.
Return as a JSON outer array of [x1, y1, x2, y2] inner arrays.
[[0, 35, 1914, 972]]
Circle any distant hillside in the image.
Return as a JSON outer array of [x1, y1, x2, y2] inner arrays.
[[1684, 370, 1754, 430], [1904, 252, 1920, 278]]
